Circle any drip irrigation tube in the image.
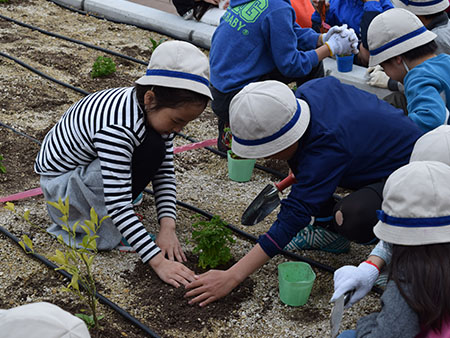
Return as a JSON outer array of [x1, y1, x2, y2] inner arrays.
[[0, 14, 147, 66], [0, 51, 90, 96], [0, 225, 160, 337], [0, 122, 41, 145]]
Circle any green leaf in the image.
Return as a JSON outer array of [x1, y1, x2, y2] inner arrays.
[[80, 224, 91, 236], [23, 210, 30, 221], [69, 273, 80, 291], [4, 202, 15, 212], [89, 207, 98, 228], [22, 235, 33, 252]]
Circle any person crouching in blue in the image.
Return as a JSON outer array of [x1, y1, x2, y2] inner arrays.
[[185, 77, 423, 307]]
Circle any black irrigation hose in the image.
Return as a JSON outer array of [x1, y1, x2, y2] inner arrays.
[[0, 225, 160, 338], [0, 14, 148, 66], [0, 121, 41, 145], [0, 51, 90, 96]]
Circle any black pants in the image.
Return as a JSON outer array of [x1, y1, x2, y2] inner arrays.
[[316, 181, 385, 244], [131, 127, 166, 200], [211, 62, 325, 151]]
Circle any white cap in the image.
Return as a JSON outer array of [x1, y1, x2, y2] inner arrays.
[[368, 8, 436, 66], [374, 161, 450, 245], [135, 40, 212, 99], [0, 302, 90, 338], [229, 80, 310, 159], [392, 0, 449, 15], [410, 125, 450, 165]]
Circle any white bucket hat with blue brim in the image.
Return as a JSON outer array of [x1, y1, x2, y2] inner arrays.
[[229, 80, 310, 159], [410, 125, 450, 165], [374, 161, 450, 246], [392, 0, 449, 16], [367, 8, 437, 67], [135, 40, 212, 100]]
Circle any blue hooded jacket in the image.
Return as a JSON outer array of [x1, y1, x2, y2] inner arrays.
[[210, 0, 320, 93], [311, 0, 393, 37], [258, 77, 423, 257]]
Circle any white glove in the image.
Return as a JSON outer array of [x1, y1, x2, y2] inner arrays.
[[322, 25, 345, 44], [330, 262, 379, 308], [367, 65, 389, 88], [338, 26, 359, 55], [325, 31, 355, 57]]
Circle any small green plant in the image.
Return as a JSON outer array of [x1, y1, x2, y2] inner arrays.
[[0, 0, 9, 3], [0, 154, 6, 173], [91, 56, 116, 78], [149, 37, 167, 52], [5, 198, 108, 330], [190, 214, 235, 269]]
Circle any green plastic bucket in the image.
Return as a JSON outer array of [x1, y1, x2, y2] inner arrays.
[[227, 150, 256, 182], [278, 262, 316, 306]]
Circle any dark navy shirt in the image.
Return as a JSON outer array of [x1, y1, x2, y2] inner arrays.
[[258, 77, 423, 257]]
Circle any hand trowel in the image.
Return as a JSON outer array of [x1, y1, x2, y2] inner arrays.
[[330, 291, 353, 338], [241, 173, 297, 225]]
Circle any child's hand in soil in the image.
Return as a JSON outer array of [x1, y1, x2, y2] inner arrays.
[[149, 252, 197, 288], [184, 269, 240, 306], [157, 217, 187, 262]]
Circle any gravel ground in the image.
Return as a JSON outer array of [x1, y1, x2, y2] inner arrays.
[[0, 0, 381, 337]]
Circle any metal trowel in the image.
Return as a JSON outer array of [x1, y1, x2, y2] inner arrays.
[[330, 291, 353, 338], [241, 173, 297, 225]]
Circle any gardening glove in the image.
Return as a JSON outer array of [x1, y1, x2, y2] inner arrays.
[[367, 65, 389, 88], [331, 261, 379, 308], [325, 33, 354, 57], [321, 25, 345, 44], [338, 26, 359, 54]]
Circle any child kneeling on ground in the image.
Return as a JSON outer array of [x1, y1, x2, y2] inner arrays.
[[35, 41, 212, 287], [184, 78, 423, 307]]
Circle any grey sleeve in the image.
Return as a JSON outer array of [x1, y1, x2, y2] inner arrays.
[[356, 281, 421, 338], [369, 240, 393, 265]]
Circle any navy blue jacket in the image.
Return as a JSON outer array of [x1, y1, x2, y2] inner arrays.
[[258, 77, 423, 257]]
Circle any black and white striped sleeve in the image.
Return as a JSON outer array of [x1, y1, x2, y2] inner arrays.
[[152, 133, 177, 221]]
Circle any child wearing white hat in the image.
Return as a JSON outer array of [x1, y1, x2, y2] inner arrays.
[[185, 77, 423, 306], [35, 41, 212, 287], [366, 0, 449, 95], [333, 125, 450, 309], [367, 8, 450, 132], [209, 0, 359, 151], [336, 161, 450, 337]]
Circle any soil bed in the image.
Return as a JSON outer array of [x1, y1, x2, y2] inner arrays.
[[0, 1, 381, 337]]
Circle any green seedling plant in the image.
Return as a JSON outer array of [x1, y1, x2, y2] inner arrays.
[[0, 0, 9, 3], [0, 154, 6, 173], [190, 214, 235, 269], [91, 55, 116, 78], [5, 198, 108, 330], [223, 127, 241, 159], [149, 37, 167, 53]]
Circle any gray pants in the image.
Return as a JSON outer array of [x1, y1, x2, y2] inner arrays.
[[40, 159, 122, 250]]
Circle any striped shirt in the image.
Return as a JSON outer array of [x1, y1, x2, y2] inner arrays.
[[35, 87, 177, 263]]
